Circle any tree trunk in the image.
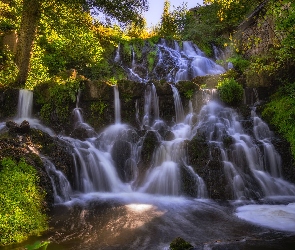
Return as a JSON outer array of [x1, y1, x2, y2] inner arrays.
[[14, 0, 41, 88]]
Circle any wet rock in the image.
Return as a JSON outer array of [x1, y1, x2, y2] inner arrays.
[[180, 164, 198, 197], [20, 120, 30, 133], [135, 130, 160, 186], [200, 160, 228, 200], [187, 132, 210, 167], [6, 120, 18, 133], [140, 130, 160, 167], [164, 130, 175, 141], [70, 126, 97, 140], [111, 140, 131, 182], [6, 120, 30, 134]]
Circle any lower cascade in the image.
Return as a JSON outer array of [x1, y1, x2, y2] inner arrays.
[[37, 84, 295, 201], [6, 87, 295, 201], [2, 57, 295, 247], [1, 84, 295, 249]]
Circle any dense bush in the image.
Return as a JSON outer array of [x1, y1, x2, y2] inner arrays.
[[262, 82, 295, 158], [170, 237, 193, 250], [217, 77, 243, 106], [0, 158, 48, 246]]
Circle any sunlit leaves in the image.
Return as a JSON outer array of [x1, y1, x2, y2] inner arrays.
[[155, 0, 188, 39], [0, 158, 48, 246]]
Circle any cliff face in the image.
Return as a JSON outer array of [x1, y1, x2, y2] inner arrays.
[[234, 0, 276, 58]]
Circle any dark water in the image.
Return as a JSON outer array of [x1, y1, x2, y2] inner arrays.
[[3, 194, 295, 250]]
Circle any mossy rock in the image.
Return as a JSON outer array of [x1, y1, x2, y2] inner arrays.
[[0, 87, 18, 119], [170, 237, 193, 250]]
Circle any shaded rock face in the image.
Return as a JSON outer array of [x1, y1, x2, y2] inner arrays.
[[0, 88, 18, 120], [0, 124, 75, 210], [6, 120, 30, 134], [111, 140, 132, 182]]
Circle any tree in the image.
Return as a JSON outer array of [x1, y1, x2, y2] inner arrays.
[[13, 0, 148, 88], [204, 0, 263, 24], [157, 0, 188, 39]]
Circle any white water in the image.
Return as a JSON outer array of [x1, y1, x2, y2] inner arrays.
[[171, 85, 185, 123], [42, 157, 73, 203], [142, 83, 160, 128], [236, 202, 295, 232], [114, 85, 121, 124], [14, 89, 55, 136], [119, 39, 225, 83], [192, 100, 295, 199], [17, 89, 33, 118]]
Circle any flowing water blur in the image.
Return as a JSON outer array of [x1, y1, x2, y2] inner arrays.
[[1, 41, 295, 249]]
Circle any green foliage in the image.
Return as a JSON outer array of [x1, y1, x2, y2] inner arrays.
[[180, 3, 228, 56], [36, 72, 82, 126], [262, 82, 295, 158], [91, 101, 108, 116], [35, 2, 107, 81], [217, 77, 243, 106], [0, 158, 48, 246], [147, 50, 157, 72], [0, 49, 18, 86], [170, 237, 193, 250], [204, 0, 261, 24], [0, 0, 22, 32], [25, 240, 50, 250], [155, 0, 188, 40], [177, 80, 198, 99], [227, 54, 250, 73]]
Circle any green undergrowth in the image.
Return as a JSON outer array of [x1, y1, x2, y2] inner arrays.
[[0, 158, 48, 246], [262, 82, 295, 159], [216, 77, 243, 106]]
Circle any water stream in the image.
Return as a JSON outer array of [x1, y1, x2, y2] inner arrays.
[[1, 40, 295, 249]]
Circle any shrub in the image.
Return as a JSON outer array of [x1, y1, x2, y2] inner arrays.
[[170, 237, 193, 250], [0, 158, 48, 246], [262, 82, 295, 158], [217, 77, 243, 106]]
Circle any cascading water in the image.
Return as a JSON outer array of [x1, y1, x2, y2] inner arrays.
[[142, 83, 160, 129], [192, 99, 295, 200], [117, 39, 225, 84], [42, 157, 72, 203], [14, 89, 55, 136], [171, 84, 185, 123], [114, 85, 121, 124], [5, 40, 295, 249], [17, 89, 33, 119]]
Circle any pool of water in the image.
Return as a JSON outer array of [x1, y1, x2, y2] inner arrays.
[[3, 194, 295, 250]]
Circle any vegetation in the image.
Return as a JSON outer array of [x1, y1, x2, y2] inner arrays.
[[170, 237, 193, 250], [262, 82, 295, 157], [0, 158, 48, 246], [217, 77, 243, 106]]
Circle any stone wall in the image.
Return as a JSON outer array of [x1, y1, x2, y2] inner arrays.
[[235, 0, 277, 58]]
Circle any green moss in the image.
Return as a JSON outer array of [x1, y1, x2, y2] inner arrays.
[[91, 101, 108, 116], [177, 80, 199, 99], [262, 82, 295, 159], [0, 158, 48, 246], [217, 77, 243, 106], [170, 237, 193, 250]]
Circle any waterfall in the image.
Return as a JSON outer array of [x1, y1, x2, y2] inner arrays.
[[139, 161, 180, 195], [114, 85, 121, 124], [142, 83, 160, 128], [193, 101, 295, 199], [70, 136, 130, 193], [116, 39, 225, 83], [171, 85, 185, 123], [17, 89, 33, 119], [114, 44, 120, 62], [42, 157, 72, 203]]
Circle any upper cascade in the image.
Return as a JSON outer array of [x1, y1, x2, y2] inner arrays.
[[114, 39, 225, 83]]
